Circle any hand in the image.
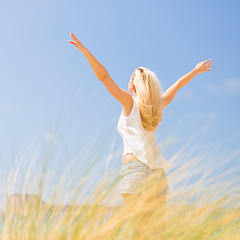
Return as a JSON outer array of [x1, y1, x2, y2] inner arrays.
[[194, 59, 213, 74], [68, 32, 85, 51]]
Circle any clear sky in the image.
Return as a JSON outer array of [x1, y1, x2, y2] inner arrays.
[[0, 0, 239, 208]]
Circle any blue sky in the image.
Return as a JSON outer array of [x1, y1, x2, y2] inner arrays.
[[0, 0, 240, 207]]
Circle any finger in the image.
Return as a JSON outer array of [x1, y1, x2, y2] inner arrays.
[[68, 40, 76, 45], [70, 32, 77, 39], [205, 62, 213, 66], [204, 59, 211, 63], [70, 32, 76, 37], [71, 35, 79, 43], [70, 33, 76, 40], [204, 59, 212, 64]]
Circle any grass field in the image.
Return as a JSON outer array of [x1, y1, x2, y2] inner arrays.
[[0, 133, 239, 240]]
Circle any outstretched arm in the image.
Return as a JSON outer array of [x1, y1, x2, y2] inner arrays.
[[161, 59, 213, 109], [68, 32, 132, 106], [69, 32, 109, 81]]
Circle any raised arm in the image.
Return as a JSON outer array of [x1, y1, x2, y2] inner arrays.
[[69, 32, 132, 106], [69, 32, 109, 82], [161, 59, 213, 109]]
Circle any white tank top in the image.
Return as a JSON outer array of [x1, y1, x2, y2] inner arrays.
[[117, 96, 171, 169]]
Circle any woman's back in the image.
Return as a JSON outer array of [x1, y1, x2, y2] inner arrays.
[[117, 96, 171, 169]]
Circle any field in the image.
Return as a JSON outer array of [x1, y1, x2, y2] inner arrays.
[[0, 134, 239, 240]]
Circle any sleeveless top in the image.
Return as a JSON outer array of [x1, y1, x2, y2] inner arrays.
[[117, 96, 171, 169]]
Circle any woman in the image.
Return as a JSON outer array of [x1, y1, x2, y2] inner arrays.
[[68, 32, 213, 229]]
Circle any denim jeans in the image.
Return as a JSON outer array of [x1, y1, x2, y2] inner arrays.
[[120, 159, 170, 197]]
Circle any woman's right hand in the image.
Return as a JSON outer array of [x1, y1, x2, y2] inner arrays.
[[69, 32, 85, 52], [194, 59, 214, 74]]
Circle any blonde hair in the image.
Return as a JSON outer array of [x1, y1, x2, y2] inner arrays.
[[132, 67, 163, 132]]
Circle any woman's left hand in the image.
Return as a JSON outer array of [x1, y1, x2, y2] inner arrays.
[[69, 32, 85, 51], [194, 59, 214, 74]]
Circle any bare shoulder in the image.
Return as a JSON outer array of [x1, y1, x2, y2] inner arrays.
[[101, 76, 133, 107], [100, 75, 133, 116]]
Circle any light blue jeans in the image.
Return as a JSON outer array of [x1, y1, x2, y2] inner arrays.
[[120, 159, 170, 197]]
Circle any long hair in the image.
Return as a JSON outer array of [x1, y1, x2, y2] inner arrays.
[[132, 67, 163, 132]]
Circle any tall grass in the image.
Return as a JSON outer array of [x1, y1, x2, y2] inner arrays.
[[0, 128, 239, 240]]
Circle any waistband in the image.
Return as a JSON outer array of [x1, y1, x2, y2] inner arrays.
[[122, 158, 149, 168]]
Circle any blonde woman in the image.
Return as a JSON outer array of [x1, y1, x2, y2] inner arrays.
[[69, 32, 213, 229]]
